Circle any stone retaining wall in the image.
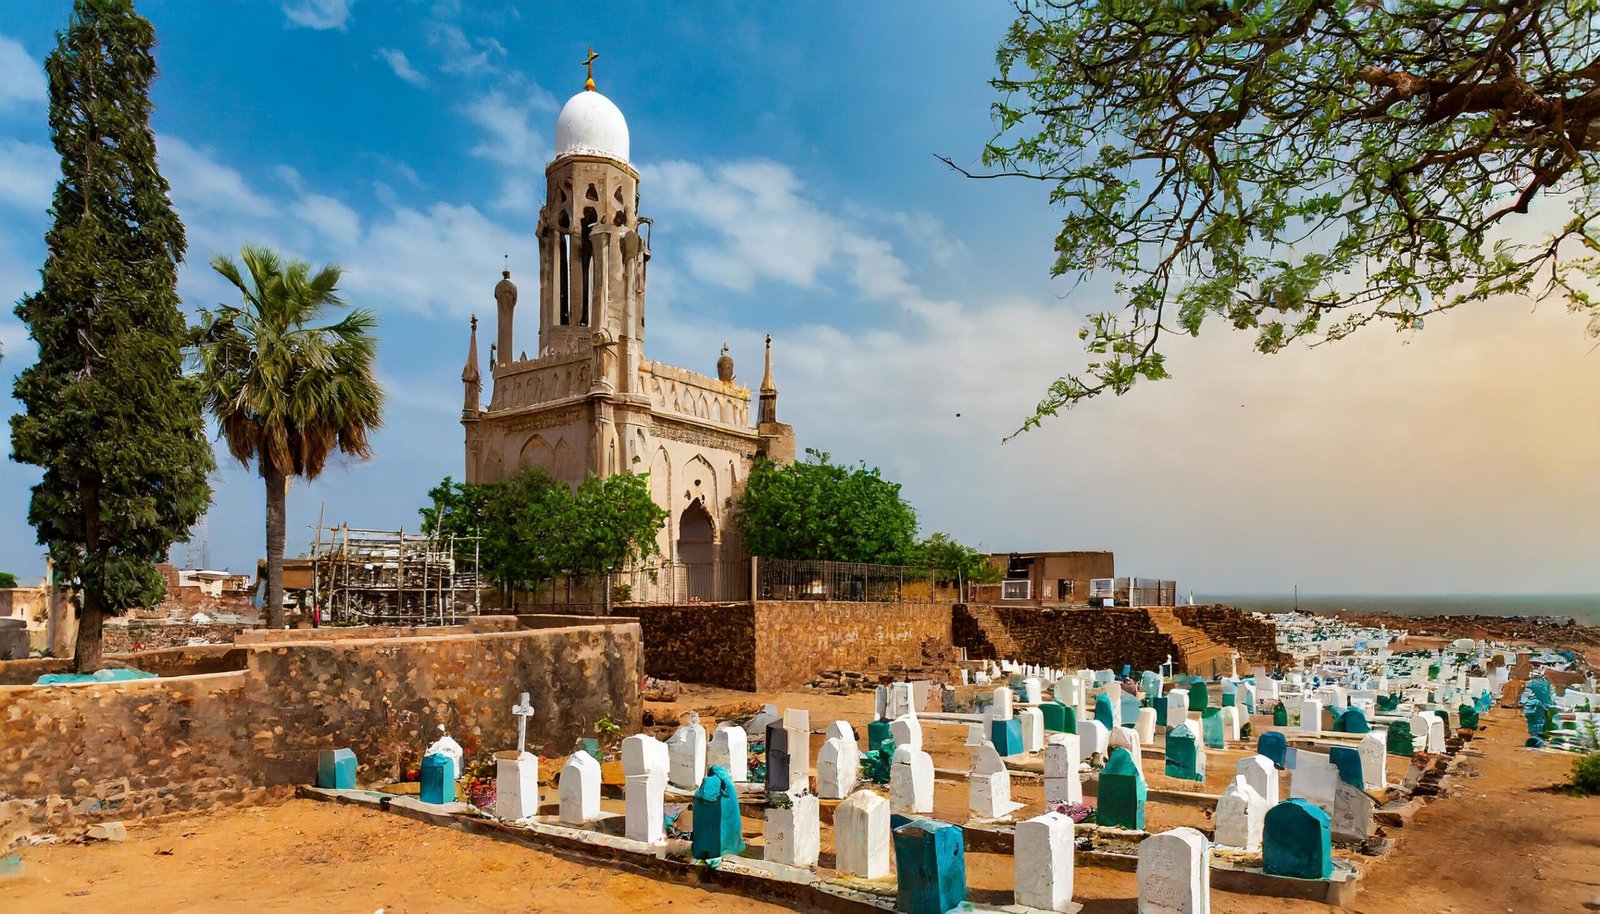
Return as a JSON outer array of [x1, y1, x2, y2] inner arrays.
[[955, 605, 1179, 671], [0, 621, 640, 841], [1175, 604, 1285, 665], [637, 601, 955, 692]]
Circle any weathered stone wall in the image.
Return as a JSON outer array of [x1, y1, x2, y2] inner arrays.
[[1175, 604, 1284, 665], [103, 620, 246, 654], [0, 621, 639, 841], [637, 602, 955, 692], [955, 605, 1179, 672], [752, 601, 953, 692], [637, 604, 758, 690]]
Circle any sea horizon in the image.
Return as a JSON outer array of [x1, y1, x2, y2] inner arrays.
[[1196, 592, 1600, 627]]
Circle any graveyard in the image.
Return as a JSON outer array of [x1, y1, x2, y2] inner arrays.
[[6, 612, 1597, 913]]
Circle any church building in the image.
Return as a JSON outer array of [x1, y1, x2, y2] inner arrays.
[[459, 55, 796, 599]]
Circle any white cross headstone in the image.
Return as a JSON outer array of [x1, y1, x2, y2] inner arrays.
[[510, 691, 535, 755]]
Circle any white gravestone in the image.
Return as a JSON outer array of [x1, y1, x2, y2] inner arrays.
[[817, 735, 861, 799], [891, 714, 923, 751], [1109, 726, 1143, 772], [1236, 755, 1279, 804], [1213, 776, 1268, 851], [622, 734, 669, 844], [890, 744, 934, 815], [1015, 811, 1076, 912], [746, 704, 780, 742], [1167, 690, 1191, 726], [1019, 707, 1045, 754], [835, 789, 891, 879], [1300, 698, 1324, 737], [992, 687, 1015, 721], [1136, 707, 1158, 744], [1219, 706, 1241, 743], [1357, 731, 1387, 790], [1257, 678, 1279, 702], [766, 791, 821, 868], [667, 713, 708, 790], [1022, 677, 1044, 704], [710, 722, 749, 783], [1043, 734, 1083, 807], [969, 741, 1024, 819], [1288, 751, 1339, 816], [1077, 719, 1110, 763], [495, 752, 539, 821], [1137, 826, 1212, 914], [559, 750, 601, 825], [888, 683, 914, 720], [1332, 780, 1375, 844]]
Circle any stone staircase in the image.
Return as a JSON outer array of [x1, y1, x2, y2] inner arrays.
[[1143, 605, 1234, 675], [953, 603, 1021, 661]]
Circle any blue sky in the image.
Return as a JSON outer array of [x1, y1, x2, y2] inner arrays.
[[2, 0, 1597, 594]]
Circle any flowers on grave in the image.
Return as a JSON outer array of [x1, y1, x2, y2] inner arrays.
[[1050, 801, 1096, 823]]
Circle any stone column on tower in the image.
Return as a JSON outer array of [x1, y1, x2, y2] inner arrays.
[[494, 270, 517, 366], [757, 334, 796, 464]]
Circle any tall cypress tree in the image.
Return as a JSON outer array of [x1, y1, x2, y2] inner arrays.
[[10, 0, 214, 671]]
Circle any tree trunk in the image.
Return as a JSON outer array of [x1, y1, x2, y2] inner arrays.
[[73, 591, 103, 673], [264, 464, 288, 629]]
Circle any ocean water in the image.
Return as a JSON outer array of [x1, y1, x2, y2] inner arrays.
[[1197, 593, 1600, 627]]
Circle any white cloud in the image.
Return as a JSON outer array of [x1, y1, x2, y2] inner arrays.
[[341, 201, 534, 317], [463, 90, 546, 166], [430, 23, 504, 76], [0, 140, 56, 214], [375, 48, 428, 87], [292, 193, 362, 247], [159, 135, 276, 219], [0, 35, 44, 111], [282, 0, 354, 31]]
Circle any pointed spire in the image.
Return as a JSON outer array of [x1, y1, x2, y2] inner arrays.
[[462, 314, 482, 420], [760, 333, 776, 393], [758, 333, 778, 424]]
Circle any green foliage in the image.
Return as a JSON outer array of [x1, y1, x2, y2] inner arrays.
[[9, 0, 215, 669], [0, 572, 17, 589], [418, 468, 667, 591], [967, 1, 1600, 432], [914, 532, 1001, 584], [1572, 751, 1600, 797], [735, 450, 918, 564], [195, 245, 384, 628]]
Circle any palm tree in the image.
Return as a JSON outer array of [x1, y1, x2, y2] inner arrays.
[[197, 245, 383, 629]]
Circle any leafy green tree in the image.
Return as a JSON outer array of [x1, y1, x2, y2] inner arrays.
[[736, 450, 918, 564], [9, 0, 215, 671], [959, 1, 1600, 431], [196, 246, 383, 629], [568, 472, 670, 578], [0, 572, 19, 590], [914, 533, 1001, 585]]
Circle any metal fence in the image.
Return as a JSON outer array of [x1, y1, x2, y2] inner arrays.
[[753, 558, 957, 603]]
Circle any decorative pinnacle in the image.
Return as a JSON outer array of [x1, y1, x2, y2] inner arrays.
[[582, 46, 599, 91]]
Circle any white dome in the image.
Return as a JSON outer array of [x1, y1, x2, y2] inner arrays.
[[554, 90, 629, 163]]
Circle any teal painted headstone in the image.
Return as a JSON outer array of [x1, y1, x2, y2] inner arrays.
[[1141, 670, 1163, 697], [419, 753, 455, 805], [1094, 692, 1115, 731], [1201, 708, 1225, 749], [317, 748, 356, 790], [1386, 721, 1414, 757], [1328, 746, 1363, 788], [1120, 691, 1140, 725], [691, 765, 744, 860], [579, 737, 602, 762], [1272, 704, 1289, 727], [893, 818, 966, 914], [1339, 708, 1370, 733], [1458, 704, 1479, 730], [1376, 694, 1401, 712], [1258, 731, 1288, 769], [1263, 799, 1334, 880], [1165, 725, 1204, 783], [868, 719, 894, 751], [1222, 691, 1236, 708], [1040, 701, 1069, 733], [1155, 697, 1169, 728], [990, 718, 1024, 756], [1096, 747, 1146, 830], [1189, 679, 1210, 712]]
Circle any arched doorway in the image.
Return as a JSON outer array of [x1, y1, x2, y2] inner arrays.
[[678, 499, 715, 601]]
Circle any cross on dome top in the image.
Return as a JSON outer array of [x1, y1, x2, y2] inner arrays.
[[582, 46, 599, 91]]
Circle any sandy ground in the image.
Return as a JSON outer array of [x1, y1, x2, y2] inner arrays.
[[5, 691, 1597, 914]]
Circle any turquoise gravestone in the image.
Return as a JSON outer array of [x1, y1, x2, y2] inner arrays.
[[1263, 799, 1334, 880], [1096, 747, 1146, 830], [1094, 692, 1115, 731], [1386, 721, 1414, 757], [419, 753, 454, 805], [1120, 691, 1140, 725], [1165, 722, 1204, 783], [1200, 708, 1225, 749], [1337, 708, 1370, 734], [1458, 704, 1480, 730], [1141, 670, 1163, 697], [691, 765, 744, 860], [1272, 703, 1289, 727], [316, 748, 356, 789], [1328, 747, 1364, 788], [893, 818, 966, 914], [990, 718, 1024, 756], [1155, 695, 1169, 728], [1258, 731, 1288, 769], [868, 718, 894, 751], [1222, 680, 1237, 708], [1040, 700, 1070, 733], [1189, 679, 1210, 713]]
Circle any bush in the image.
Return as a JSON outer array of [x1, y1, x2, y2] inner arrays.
[[1572, 752, 1600, 796]]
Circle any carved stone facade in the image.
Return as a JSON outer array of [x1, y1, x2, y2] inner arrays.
[[460, 77, 796, 598]]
